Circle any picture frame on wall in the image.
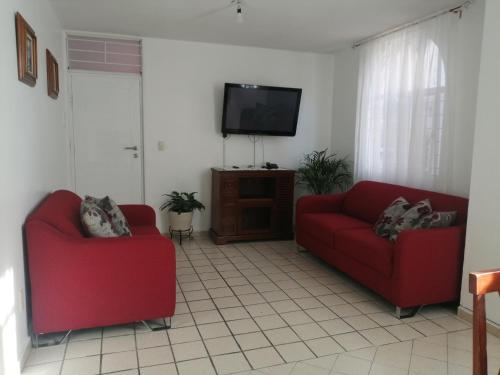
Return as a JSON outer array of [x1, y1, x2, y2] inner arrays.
[[46, 49, 59, 99], [15, 12, 38, 87]]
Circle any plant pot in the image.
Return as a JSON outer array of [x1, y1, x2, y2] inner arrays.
[[168, 211, 193, 231]]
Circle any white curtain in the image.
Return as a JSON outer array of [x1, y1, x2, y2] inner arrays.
[[354, 13, 459, 192]]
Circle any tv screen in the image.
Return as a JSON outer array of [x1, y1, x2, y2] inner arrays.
[[221, 83, 302, 137]]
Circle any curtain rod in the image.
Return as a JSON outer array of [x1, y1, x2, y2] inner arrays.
[[352, 0, 473, 48]]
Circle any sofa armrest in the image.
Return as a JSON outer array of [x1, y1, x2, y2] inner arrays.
[[392, 225, 466, 307], [296, 193, 346, 216], [119, 204, 156, 226]]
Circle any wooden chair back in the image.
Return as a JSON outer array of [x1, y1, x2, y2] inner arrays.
[[469, 269, 500, 375]]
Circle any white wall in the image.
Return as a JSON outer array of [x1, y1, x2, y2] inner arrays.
[[142, 39, 334, 232], [330, 47, 359, 162], [460, 0, 500, 326], [330, 0, 485, 197], [0, 1, 67, 373]]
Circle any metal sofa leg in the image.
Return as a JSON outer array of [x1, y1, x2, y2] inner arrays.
[[31, 330, 72, 348], [31, 333, 38, 348], [141, 317, 172, 331], [296, 243, 308, 253], [395, 306, 422, 319]]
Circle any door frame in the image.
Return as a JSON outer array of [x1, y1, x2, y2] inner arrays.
[[67, 70, 146, 203]]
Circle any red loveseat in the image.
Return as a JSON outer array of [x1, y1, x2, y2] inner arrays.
[[296, 181, 469, 315], [25, 190, 176, 337]]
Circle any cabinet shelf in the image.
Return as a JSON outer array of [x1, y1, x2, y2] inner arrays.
[[238, 198, 275, 205]]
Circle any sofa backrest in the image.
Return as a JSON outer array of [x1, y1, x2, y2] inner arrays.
[[342, 181, 469, 225], [27, 190, 84, 237]]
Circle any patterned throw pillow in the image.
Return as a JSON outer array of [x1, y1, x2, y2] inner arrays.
[[417, 211, 457, 229], [83, 195, 132, 237], [373, 197, 411, 238], [389, 199, 433, 241], [100, 196, 132, 236], [80, 199, 119, 238]]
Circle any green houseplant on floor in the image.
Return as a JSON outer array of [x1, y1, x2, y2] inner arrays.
[[297, 149, 352, 194], [160, 191, 205, 231]]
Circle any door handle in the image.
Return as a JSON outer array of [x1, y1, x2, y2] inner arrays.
[[124, 146, 138, 151]]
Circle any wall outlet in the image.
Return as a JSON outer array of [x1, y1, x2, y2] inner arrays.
[[18, 288, 25, 311], [158, 141, 165, 151]]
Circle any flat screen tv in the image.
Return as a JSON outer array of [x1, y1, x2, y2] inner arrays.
[[221, 83, 302, 137]]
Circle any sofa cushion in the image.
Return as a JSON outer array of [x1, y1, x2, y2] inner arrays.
[[390, 199, 432, 241], [85, 195, 132, 236], [418, 211, 457, 229], [100, 196, 132, 236], [130, 225, 161, 236], [335, 228, 394, 277], [373, 197, 410, 238], [80, 200, 119, 238], [298, 213, 370, 248]]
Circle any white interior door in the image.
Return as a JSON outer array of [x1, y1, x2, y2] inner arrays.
[[71, 72, 143, 203]]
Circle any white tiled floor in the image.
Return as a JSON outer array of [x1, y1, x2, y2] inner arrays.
[[23, 234, 500, 375]]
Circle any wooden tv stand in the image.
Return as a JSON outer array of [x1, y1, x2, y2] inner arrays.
[[210, 168, 295, 245]]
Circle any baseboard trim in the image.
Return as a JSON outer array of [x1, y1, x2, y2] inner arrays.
[[457, 306, 500, 338], [20, 336, 31, 371]]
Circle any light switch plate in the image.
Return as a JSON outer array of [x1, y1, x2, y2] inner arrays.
[[158, 141, 165, 151]]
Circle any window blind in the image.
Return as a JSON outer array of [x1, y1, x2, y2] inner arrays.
[[67, 35, 141, 74]]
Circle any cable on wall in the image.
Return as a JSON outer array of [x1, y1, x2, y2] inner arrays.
[[261, 136, 265, 166], [222, 134, 231, 168], [247, 135, 263, 168], [222, 134, 264, 169]]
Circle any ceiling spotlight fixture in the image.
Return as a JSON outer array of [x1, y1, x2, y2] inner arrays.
[[233, 0, 244, 23]]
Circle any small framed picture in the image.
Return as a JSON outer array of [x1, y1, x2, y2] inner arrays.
[[46, 49, 59, 99], [15, 12, 37, 86]]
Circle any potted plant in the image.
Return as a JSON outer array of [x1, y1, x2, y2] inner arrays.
[[160, 191, 205, 231], [297, 149, 352, 194]]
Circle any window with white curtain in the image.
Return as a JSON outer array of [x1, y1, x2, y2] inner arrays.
[[354, 13, 459, 192]]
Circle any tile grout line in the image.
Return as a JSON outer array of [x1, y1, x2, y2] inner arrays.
[[407, 336, 415, 375], [230, 242, 356, 357], [185, 240, 281, 371], [98, 328, 103, 374], [184, 240, 291, 369], [133, 327, 140, 375], [58, 334, 69, 375], [207, 243, 290, 368], [184, 239, 388, 368], [231, 243, 323, 363], [178, 243, 222, 375], [194, 240, 352, 367]]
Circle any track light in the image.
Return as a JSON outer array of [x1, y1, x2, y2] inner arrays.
[[236, 1, 244, 23]]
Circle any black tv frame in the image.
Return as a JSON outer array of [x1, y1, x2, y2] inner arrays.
[[221, 83, 302, 138]]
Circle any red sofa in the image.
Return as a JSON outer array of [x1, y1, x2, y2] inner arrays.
[[296, 181, 468, 313], [25, 190, 176, 336]]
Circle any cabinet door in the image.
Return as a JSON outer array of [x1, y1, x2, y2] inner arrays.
[[218, 176, 238, 235], [221, 177, 239, 202], [275, 175, 294, 233], [237, 202, 276, 235], [220, 204, 237, 235]]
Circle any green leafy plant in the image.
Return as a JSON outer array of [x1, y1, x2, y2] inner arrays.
[[297, 149, 352, 194], [160, 191, 205, 214]]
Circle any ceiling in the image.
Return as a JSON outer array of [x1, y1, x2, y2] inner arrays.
[[49, 0, 464, 53]]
